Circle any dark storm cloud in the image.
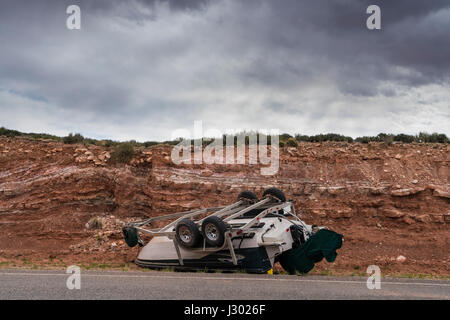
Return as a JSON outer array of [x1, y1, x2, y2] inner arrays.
[[0, 0, 448, 140], [229, 0, 450, 95]]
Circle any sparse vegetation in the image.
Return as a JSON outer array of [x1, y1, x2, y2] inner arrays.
[[110, 142, 135, 164], [417, 132, 449, 143], [0, 126, 448, 148], [87, 217, 104, 229], [0, 127, 62, 141], [286, 137, 298, 147], [0, 127, 21, 137], [355, 132, 449, 144], [143, 141, 159, 147], [295, 133, 354, 143], [63, 133, 84, 144]]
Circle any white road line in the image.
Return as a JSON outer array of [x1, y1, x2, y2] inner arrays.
[[0, 272, 449, 287]]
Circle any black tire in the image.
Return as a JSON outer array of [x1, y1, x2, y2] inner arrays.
[[262, 187, 286, 202], [175, 219, 201, 248], [201, 216, 228, 247], [122, 226, 139, 247], [237, 190, 258, 203]]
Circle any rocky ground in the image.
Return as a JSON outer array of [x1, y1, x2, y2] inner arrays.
[[0, 136, 448, 276]]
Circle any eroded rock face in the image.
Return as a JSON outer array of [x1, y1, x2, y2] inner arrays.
[[391, 187, 425, 197], [0, 137, 448, 274], [381, 207, 405, 219], [1, 137, 448, 223]]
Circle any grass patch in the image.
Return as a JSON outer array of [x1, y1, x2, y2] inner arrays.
[[389, 273, 448, 280], [319, 270, 332, 276]]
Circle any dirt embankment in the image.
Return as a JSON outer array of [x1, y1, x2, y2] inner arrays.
[[0, 136, 448, 276]]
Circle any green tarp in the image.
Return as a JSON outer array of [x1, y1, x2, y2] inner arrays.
[[279, 229, 343, 275]]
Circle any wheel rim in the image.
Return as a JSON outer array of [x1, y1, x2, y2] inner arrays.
[[204, 223, 218, 241], [179, 226, 192, 243]]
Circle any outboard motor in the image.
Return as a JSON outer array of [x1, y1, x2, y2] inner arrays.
[[122, 225, 142, 247], [290, 224, 306, 248]]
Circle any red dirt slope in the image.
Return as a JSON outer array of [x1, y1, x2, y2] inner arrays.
[[0, 136, 448, 276]]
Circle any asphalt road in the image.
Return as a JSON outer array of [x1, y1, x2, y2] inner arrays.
[[0, 269, 448, 300]]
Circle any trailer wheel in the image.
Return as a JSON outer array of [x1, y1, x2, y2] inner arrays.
[[122, 226, 139, 248], [263, 187, 286, 202], [237, 190, 258, 203], [201, 216, 227, 247], [175, 219, 201, 248]]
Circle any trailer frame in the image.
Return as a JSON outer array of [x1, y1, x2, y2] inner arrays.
[[125, 196, 305, 266]]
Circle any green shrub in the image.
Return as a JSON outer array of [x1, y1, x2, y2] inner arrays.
[[83, 138, 99, 146], [161, 140, 182, 146], [355, 136, 371, 144], [0, 127, 22, 137], [432, 133, 448, 143], [280, 133, 293, 141], [418, 132, 449, 143], [354, 132, 449, 144], [295, 133, 353, 143], [286, 137, 298, 147], [110, 142, 135, 164], [393, 133, 415, 143], [63, 133, 84, 144], [144, 141, 159, 147], [295, 134, 310, 142], [377, 133, 394, 144]]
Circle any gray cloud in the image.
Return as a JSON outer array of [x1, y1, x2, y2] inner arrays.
[[0, 0, 449, 141]]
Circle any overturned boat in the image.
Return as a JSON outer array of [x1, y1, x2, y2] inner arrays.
[[123, 188, 343, 274]]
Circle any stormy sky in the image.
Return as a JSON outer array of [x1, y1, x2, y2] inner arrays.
[[0, 0, 449, 141]]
